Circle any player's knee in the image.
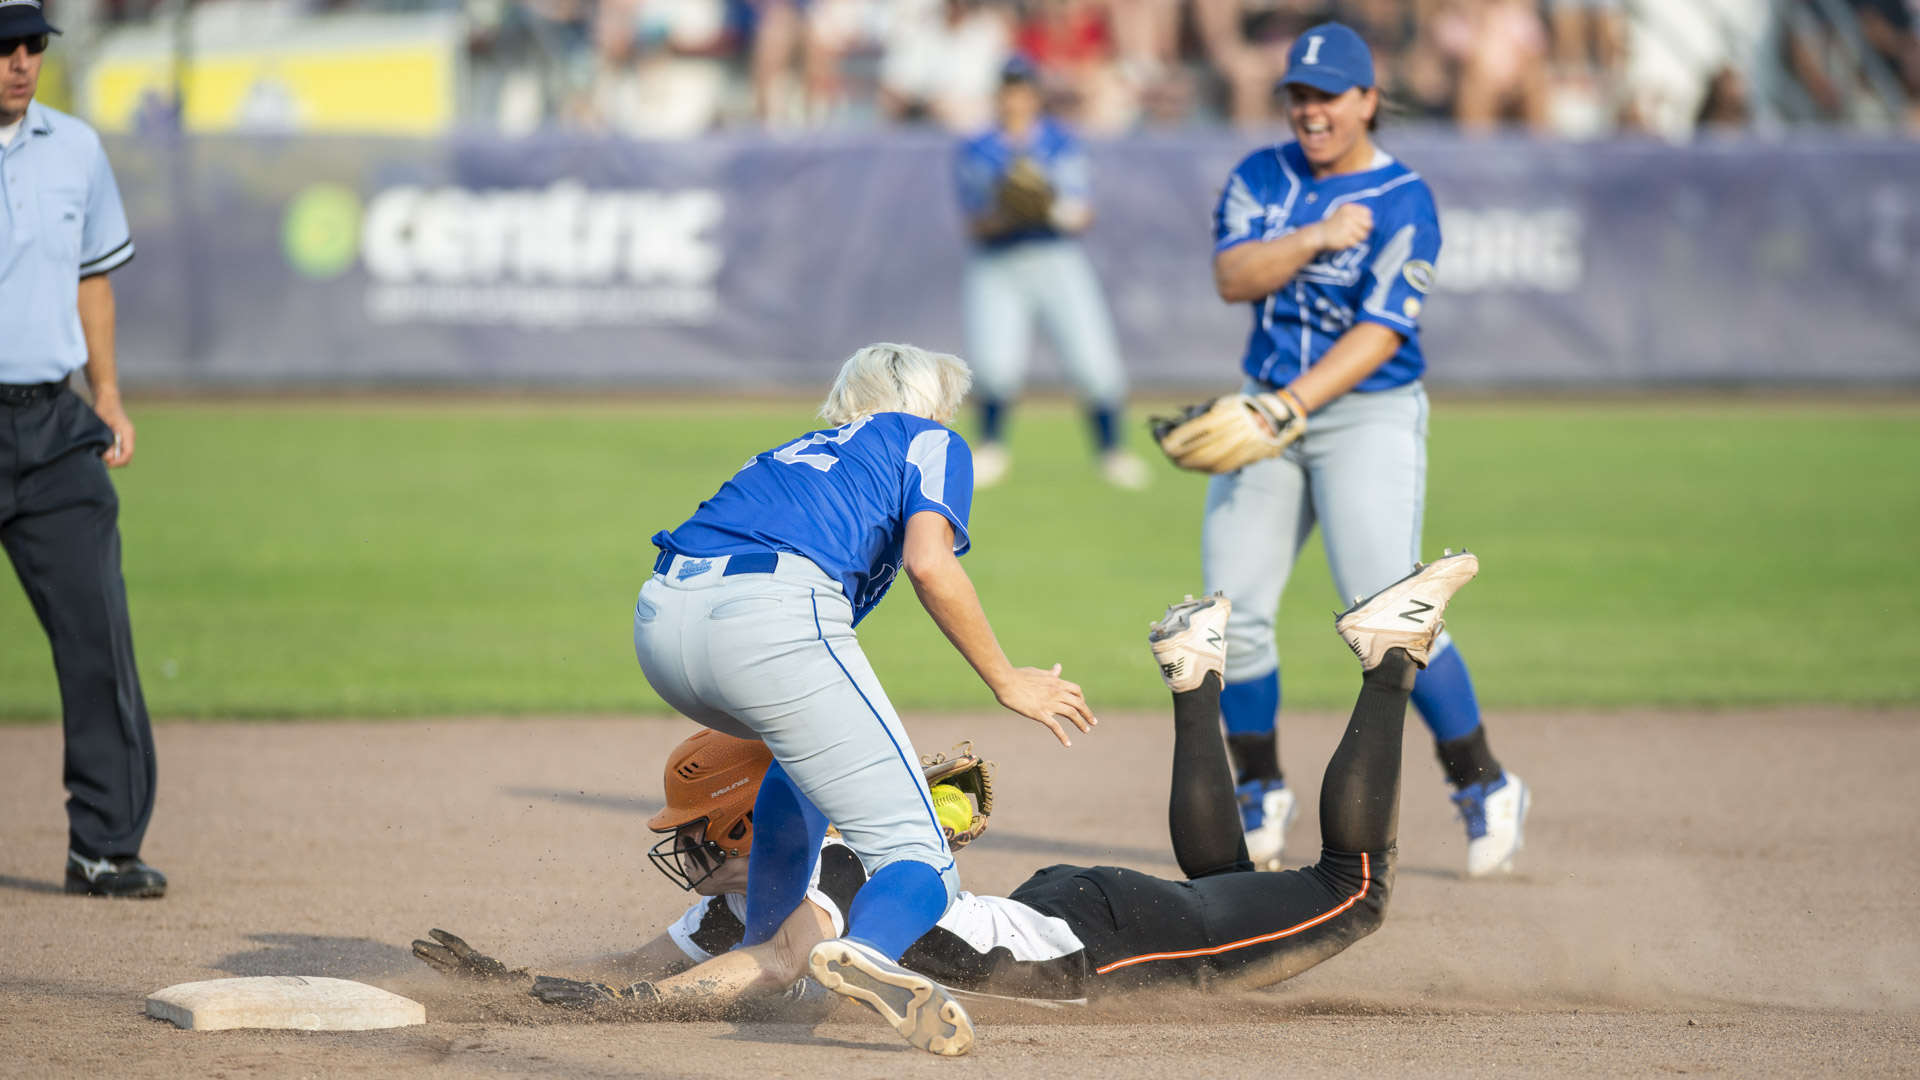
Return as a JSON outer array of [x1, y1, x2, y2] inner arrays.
[[1352, 863, 1396, 938], [1221, 618, 1277, 683], [869, 850, 961, 903]]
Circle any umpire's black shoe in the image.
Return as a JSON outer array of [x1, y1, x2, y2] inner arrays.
[[65, 851, 168, 898]]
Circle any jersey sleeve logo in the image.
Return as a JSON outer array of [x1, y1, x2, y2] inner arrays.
[[1402, 259, 1436, 294]]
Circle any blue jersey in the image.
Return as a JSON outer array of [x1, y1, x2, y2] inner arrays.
[[654, 413, 974, 624], [955, 117, 1092, 250], [1212, 143, 1440, 393]]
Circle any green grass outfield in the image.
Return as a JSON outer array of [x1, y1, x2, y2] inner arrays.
[[1, 398, 1915, 720]]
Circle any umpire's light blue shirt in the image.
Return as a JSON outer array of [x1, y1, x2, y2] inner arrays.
[[0, 101, 136, 384]]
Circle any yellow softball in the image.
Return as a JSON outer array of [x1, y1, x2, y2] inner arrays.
[[931, 784, 972, 835]]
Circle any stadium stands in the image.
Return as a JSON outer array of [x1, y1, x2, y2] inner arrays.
[[52, 0, 1920, 137]]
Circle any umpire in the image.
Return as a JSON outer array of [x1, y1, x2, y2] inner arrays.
[[2, 0, 164, 898]]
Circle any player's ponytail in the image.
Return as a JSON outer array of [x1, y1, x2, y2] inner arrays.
[[821, 343, 974, 426]]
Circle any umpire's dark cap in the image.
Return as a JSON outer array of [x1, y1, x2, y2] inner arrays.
[[1279, 23, 1373, 95], [1000, 54, 1041, 86], [0, 0, 61, 38]]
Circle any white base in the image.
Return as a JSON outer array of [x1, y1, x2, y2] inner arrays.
[[147, 976, 425, 1032]]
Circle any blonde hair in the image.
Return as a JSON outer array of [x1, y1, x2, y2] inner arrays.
[[819, 343, 973, 426]]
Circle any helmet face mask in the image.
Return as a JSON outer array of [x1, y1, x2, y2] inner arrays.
[[646, 814, 753, 891], [646, 729, 772, 890], [648, 820, 728, 890]]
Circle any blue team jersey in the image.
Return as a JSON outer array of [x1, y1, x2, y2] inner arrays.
[[654, 413, 974, 624], [955, 117, 1093, 250], [1212, 142, 1441, 393]]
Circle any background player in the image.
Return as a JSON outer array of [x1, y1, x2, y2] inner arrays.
[[1203, 24, 1527, 876], [416, 551, 1480, 1019], [632, 341, 1095, 1054], [955, 56, 1148, 490]]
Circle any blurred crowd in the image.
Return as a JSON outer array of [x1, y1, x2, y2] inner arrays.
[[87, 0, 1920, 137]]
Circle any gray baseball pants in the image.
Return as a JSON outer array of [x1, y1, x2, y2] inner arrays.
[[633, 553, 958, 894], [965, 239, 1128, 408], [1202, 381, 1454, 685]]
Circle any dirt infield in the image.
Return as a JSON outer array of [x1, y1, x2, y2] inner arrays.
[[3, 708, 1916, 1078]]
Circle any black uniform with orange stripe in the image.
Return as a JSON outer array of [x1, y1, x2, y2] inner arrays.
[[669, 650, 1416, 1000]]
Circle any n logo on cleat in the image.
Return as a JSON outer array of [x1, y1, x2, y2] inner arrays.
[[1205, 628, 1222, 648], [1397, 599, 1434, 623], [1161, 659, 1185, 679]]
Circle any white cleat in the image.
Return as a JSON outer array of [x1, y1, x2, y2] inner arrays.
[[1334, 550, 1479, 670], [1100, 449, 1151, 490], [1238, 779, 1298, 870], [1454, 771, 1530, 878], [1148, 593, 1230, 693], [808, 938, 974, 1056], [973, 443, 1012, 489]]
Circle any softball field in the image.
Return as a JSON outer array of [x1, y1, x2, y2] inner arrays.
[[3, 705, 1915, 1078]]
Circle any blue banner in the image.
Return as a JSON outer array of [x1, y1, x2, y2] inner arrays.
[[105, 132, 1920, 388]]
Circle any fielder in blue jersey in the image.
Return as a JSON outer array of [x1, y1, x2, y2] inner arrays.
[[635, 342, 1096, 1056], [953, 58, 1147, 490], [1202, 23, 1530, 878]]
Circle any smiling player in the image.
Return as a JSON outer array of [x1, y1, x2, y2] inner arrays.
[[1172, 22, 1529, 876]]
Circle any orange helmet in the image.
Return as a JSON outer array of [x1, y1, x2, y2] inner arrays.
[[646, 729, 773, 890]]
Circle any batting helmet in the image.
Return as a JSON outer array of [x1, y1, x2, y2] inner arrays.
[[646, 729, 772, 890]]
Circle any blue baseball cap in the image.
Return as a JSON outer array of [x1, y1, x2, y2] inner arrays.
[[1001, 54, 1041, 85], [0, 0, 61, 37], [1279, 23, 1373, 95]]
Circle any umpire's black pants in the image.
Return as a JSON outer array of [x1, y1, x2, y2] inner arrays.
[[0, 383, 156, 860]]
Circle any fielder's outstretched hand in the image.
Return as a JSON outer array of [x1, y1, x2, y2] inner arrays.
[[411, 929, 529, 985], [994, 664, 1096, 747]]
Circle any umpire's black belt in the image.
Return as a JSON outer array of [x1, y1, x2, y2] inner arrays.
[[0, 381, 68, 406]]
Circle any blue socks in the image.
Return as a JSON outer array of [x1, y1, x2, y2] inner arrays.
[[980, 400, 1124, 453], [1089, 406, 1120, 453], [1221, 670, 1280, 735], [980, 399, 1007, 445], [846, 859, 951, 961], [1220, 650, 1488, 787], [1410, 644, 1483, 743], [741, 762, 829, 947], [738, 763, 954, 960]]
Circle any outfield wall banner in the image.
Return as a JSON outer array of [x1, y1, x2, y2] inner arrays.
[[106, 133, 1920, 388]]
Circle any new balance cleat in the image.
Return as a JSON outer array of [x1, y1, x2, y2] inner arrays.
[[1149, 593, 1230, 693], [809, 937, 974, 1056], [1334, 550, 1479, 670], [1453, 771, 1530, 878], [1237, 778, 1298, 871]]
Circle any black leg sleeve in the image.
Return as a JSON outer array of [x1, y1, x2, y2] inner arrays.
[[1063, 654, 1416, 995], [1318, 649, 1416, 855], [1168, 672, 1254, 880]]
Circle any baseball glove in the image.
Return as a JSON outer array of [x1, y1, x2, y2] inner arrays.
[[412, 929, 530, 985], [922, 741, 994, 849], [1150, 388, 1308, 474], [997, 158, 1055, 230], [529, 974, 664, 1012]]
